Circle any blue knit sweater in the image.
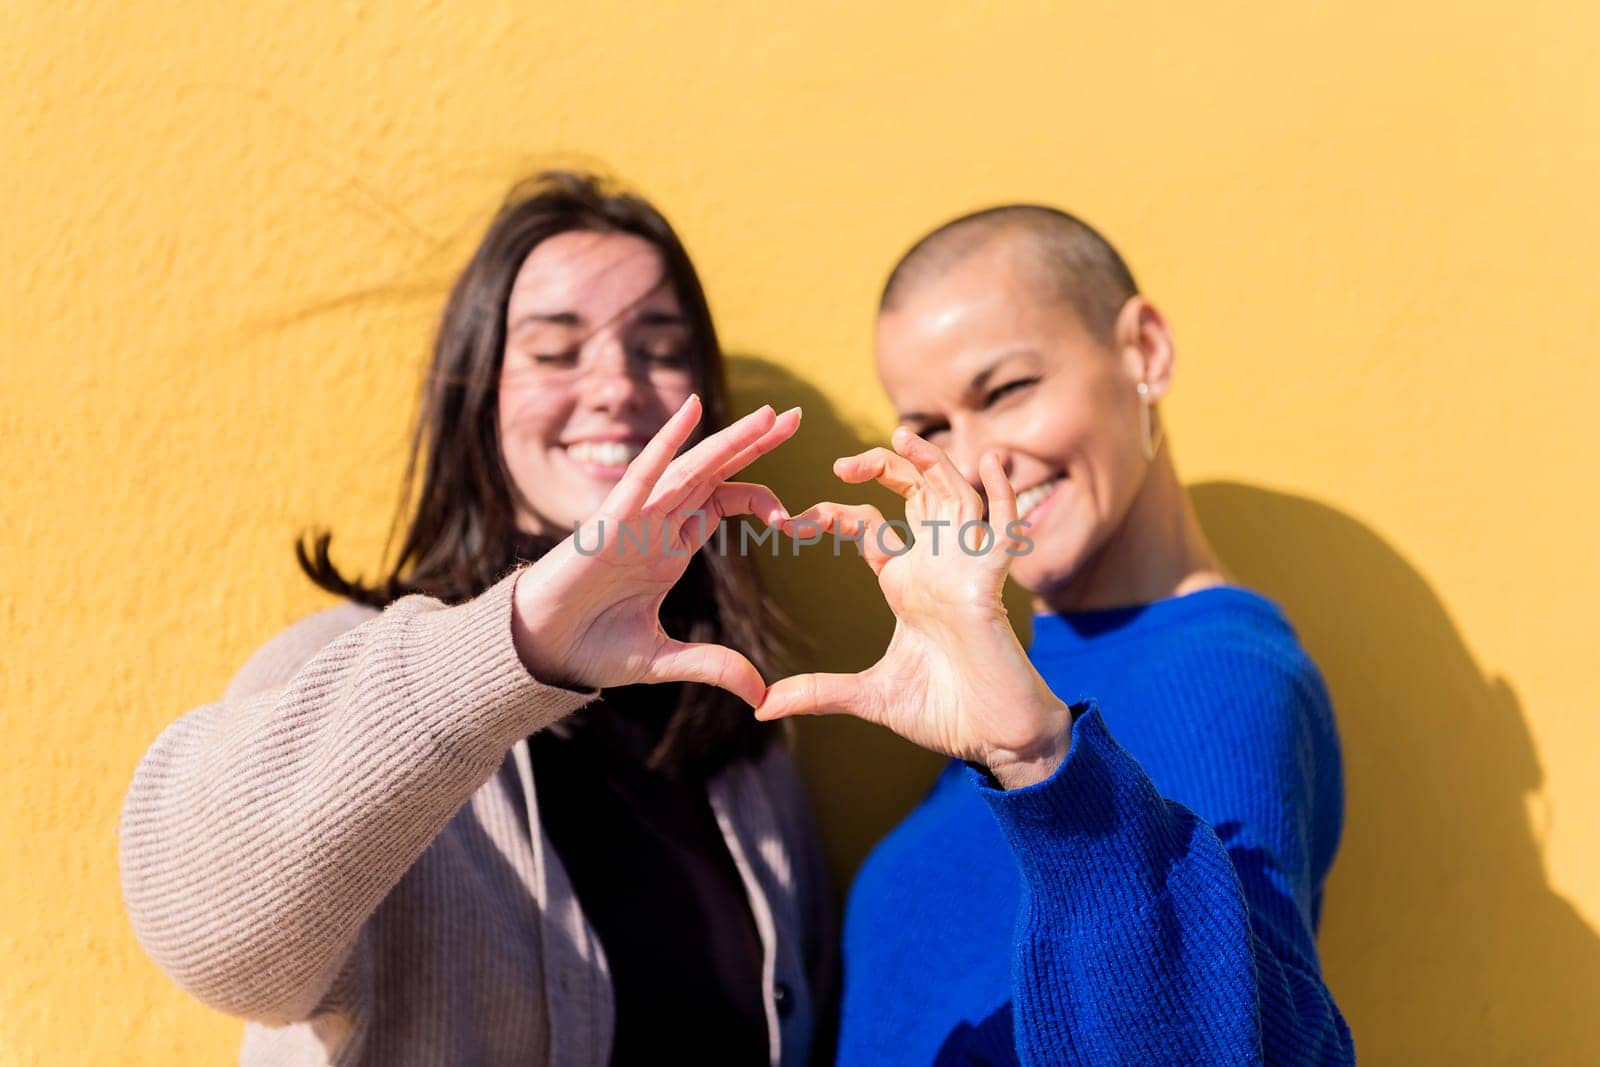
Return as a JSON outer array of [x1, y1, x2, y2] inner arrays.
[[837, 586, 1353, 1065]]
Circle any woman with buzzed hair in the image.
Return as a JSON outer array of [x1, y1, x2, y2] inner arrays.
[[759, 206, 1352, 1064]]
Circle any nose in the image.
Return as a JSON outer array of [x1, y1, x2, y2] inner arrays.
[[576, 335, 646, 414], [948, 434, 1010, 496], [940, 435, 979, 495]]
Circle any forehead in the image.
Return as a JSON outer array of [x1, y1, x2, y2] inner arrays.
[[506, 230, 680, 323], [874, 242, 1091, 405]]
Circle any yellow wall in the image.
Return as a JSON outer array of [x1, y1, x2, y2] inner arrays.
[[5, 2, 1598, 1062]]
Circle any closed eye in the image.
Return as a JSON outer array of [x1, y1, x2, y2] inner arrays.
[[983, 378, 1038, 407], [904, 421, 950, 442], [635, 344, 691, 367]]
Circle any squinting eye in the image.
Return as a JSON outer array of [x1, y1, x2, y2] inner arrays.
[[531, 351, 579, 365], [984, 378, 1038, 406], [640, 346, 691, 367]]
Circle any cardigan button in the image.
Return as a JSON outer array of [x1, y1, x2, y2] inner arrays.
[[773, 981, 794, 1018]]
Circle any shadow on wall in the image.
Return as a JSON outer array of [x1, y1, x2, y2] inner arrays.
[[1192, 483, 1600, 1066], [726, 357, 1599, 1061], [726, 354, 960, 887]]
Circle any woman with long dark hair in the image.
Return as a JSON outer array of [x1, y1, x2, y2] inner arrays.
[[119, 172, 832, 1066]]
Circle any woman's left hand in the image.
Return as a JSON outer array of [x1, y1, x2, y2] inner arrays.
[[756, 427, 1075, 789]]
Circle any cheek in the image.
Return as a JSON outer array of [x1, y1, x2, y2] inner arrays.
[[1051, 376, 1134, 472], [1070, 407, 1148, 528], [498, 379, 573, 442], [1008, 396, 1096, 474], [645, 377, 695, 421]]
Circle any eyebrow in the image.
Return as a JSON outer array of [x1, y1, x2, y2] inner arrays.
[[897, 348, 1039, 424], [508, 308, 688, 334], [509, 312, 582, 332]]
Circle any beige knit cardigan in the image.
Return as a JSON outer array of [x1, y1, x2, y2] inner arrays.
[[118, 566, 834, 1065]]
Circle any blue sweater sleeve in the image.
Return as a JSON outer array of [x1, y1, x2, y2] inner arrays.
[[968, 696, 1353, 1066]]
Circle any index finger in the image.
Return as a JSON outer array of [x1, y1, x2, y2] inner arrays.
[[891, 426, 976, 504], [833, 446, 922, 499], [648, 403, 785, 514], [676, 405, 802, 509], [607, 394, 705, 514]]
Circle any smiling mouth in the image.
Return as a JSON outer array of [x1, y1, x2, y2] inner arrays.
[[1014, 477, 1064, 519], [564, 441, 645, 469]]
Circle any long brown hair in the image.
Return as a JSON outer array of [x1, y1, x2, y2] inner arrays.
[[296, 170, 784, 776]]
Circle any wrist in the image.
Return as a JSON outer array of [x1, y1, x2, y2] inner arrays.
[[984, 690, 1074, 790], [510, 565, 590, 692]]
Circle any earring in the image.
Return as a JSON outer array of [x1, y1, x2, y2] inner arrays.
[[1136, 382, 1164, 461]]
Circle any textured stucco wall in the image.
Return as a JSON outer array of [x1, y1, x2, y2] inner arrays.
[[5, 3, 1599, 1062]]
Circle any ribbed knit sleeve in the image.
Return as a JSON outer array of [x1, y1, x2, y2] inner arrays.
[[972, 692, 1354, 1066], [117, 566, 596, 1025]]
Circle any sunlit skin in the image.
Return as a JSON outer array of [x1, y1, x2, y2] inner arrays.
[[766, 429, 1076, 788], [513, 394, 797, 707], [496, 229, 801, 706], [498, 230, 700, 536], [757, 233, 1227, 787], [874, 236, 1226, 615]]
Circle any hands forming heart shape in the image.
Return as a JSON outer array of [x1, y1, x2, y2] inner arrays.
[[511, 397, 1074, 789]]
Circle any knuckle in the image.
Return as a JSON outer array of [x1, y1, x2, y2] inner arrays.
[[654, 474, 691, 506]]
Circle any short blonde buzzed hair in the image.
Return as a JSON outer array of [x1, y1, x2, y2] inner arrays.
[[879, 204, 1139, 343]]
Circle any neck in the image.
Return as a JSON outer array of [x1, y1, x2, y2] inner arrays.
[[1033, 441, 1228, 615], [511, 525, 561, 564]]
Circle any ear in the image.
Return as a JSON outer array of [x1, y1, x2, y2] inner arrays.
[[1111, 296, 1176, 401]]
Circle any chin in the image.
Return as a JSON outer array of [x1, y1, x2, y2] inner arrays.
[[529, 495, 599, 536], [1010, 559, 1079, 599], [1008, 534, 1092, 600], [554, 479, 614, 523]]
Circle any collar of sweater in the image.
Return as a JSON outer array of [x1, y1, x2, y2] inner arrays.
[[1030, 584, 1289, 655]]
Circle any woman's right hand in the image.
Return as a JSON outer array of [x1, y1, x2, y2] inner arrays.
[[510, 394, 797, 707]]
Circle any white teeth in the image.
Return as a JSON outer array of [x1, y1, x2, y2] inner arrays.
[[1015, 478, 1062, 518], [566, 441, 643, 468]]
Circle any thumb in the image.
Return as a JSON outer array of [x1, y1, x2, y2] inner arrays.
[[755, 672, 878, 723], [644, 639, 767, 709]]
